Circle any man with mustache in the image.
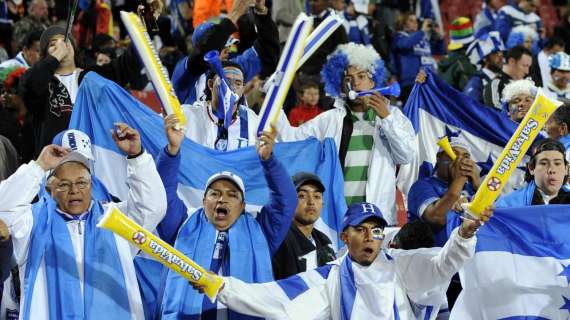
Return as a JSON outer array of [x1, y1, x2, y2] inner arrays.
[[153, 115, 297, 319]]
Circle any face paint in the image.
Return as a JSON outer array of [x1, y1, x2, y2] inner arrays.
[[371, 227, 385, 240]]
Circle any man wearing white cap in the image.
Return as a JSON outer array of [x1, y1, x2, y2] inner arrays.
[[0, 123, 166, 320], [408, 136, 480, 248], [464, 31, 505, 103], [544, 52, 570, 102], [51, 129, 118, 202], [152, 115, 297, 319]]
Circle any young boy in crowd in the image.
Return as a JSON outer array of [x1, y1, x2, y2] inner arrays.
[[288, 79, 323, 127]]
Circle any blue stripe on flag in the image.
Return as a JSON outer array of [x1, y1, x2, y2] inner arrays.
[[498, 317, 551, 320], [404, 69, 519, 147], [315, 264, 333, 279], [475, 205, 570, 259], [424, 306, 433, 320], [277, 275, 310, 300]]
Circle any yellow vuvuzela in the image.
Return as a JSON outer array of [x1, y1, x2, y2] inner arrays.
[[97, 206, 223, 301], [436, 136, 457, 161], [464, 89, 563, 217]]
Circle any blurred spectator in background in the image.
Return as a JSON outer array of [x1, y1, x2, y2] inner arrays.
[[474, 0, 506, 37], [272, 0, 304, 46], [393, 12, 445, 104], [439, 17, 477, 91], [172, 0, 279, 105], [545, 104, 570, 161], [288, 76, 323, 127], [341, 0, 374, 46], [495, 0, 542, 43], [544, 52, 570, 102], [298, 0, 347, 76], [465, 31, 505, 103], [0, 30, 41, 69], [193, 0, 232, 28], [537, 37, 566, 88], [483, 45, 532, 109], [554, 10, 570, 55], [12, 0, 48, 50], [0, 66, 33, 164]]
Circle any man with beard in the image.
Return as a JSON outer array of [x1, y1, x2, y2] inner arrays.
[[464, 31, 505, 104], [272, 172, 336, 280]]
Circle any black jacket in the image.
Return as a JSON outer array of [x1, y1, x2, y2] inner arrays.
[[19, 44, 143, 156], [272, 224, 336, 280], [186, 11, 280, 80]]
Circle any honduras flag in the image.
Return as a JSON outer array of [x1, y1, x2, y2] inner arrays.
[[69, 72, 347, 248], [397, 69, 528, 195], [452, 205, 570, 319]]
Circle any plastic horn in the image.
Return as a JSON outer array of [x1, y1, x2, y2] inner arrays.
[[257, 13, 313, 134], [97, 206, 224, 302], [348, 82, 401, 100], [120, 11, 187, 128], [463, 89, 563, 218], [436, 136, 457, 161]]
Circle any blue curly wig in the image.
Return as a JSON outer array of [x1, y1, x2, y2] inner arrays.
[[321, 43, 385, 98]]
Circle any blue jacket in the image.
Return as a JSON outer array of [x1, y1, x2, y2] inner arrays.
[[155, 146, 297, 255], [392, 30, 445, 87], [407, 176, 473, 247], [463, 71, 493, 104]]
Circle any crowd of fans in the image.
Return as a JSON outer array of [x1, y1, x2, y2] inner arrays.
[[1, 0, 570, 319]]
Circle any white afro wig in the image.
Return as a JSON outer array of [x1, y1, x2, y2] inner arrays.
[[502, 79, 537, 103]]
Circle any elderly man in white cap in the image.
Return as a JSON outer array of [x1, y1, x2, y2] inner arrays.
[[0, 123, 166, 320]]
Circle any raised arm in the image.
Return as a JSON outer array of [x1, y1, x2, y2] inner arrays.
[[155, 115, 190, 245], [255, 127, 298, 255], [111, 123, 166, 232], [394, 210, 492, 305]]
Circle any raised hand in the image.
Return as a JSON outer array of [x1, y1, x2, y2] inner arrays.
[[164, 114, 186, 156], [459, 205, 494, 239], [256, 125, 277, 161], [111, 122, 142, 156], [36, 144, 70, 171], [367, 91, 391, 119], [0, 219, 10, 242]]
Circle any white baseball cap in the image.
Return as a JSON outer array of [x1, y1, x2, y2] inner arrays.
[[205, 171, 246, 198], [52, 129, 94, 160]]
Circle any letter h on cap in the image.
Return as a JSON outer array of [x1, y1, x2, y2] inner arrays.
[[361, 203, 376, 214]]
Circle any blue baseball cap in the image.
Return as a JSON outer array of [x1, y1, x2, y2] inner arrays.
[[192, 22, 215, 46], [342, 202, 387, 231]]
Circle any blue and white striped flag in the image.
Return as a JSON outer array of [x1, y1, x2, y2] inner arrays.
[[397, 69, 528, 195], [452, 205, 570, 319], [69, 72, 348, 248]]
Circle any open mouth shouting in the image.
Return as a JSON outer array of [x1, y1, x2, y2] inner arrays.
[[215, 206, 229, 220]]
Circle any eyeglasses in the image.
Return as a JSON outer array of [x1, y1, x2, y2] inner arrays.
[[55, 179, 91, 192], [353, 225, 385, 240]]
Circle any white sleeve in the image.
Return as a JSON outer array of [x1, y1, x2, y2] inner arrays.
[[378, 106, 418, 165], [0, 161, 45, 264], [218, 274, 330, 320], [392, 228, 476, 305], [114, 152, 166, 231], [218, 276, 293, 319]]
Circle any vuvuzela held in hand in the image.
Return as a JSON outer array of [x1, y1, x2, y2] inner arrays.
[[97, 206, 223, 301], [464, 90, 563, 218]]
